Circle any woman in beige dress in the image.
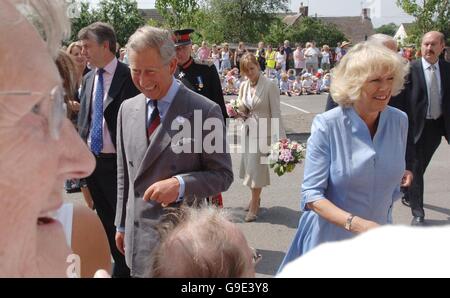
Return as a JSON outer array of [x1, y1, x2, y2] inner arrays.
[[238, 53, 285, 222]]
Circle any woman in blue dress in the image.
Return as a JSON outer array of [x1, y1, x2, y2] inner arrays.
[[279, 42, 412, 271]]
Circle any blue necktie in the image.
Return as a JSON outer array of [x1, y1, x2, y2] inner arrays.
[[91, 68, 105, 155]]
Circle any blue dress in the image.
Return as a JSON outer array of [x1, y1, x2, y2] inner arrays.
[[279, 106, 408, 272]]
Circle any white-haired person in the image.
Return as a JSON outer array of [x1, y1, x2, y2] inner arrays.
[[151, 207, 259, 277], [0, 0, 95, 276], [278, 42, 411, 272]]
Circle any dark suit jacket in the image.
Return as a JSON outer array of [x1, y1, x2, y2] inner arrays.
[[176, 58, 228, 120], [78, 60, 140, 149], [390, 58, 450, 144]]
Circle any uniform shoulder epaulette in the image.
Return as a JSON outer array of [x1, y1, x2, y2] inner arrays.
[[194, 58, 214, 67]]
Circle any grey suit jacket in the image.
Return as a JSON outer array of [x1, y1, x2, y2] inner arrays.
[[115, 84, 233, 277]]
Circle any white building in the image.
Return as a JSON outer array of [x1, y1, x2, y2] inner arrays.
[[394, 23, 413, 45]]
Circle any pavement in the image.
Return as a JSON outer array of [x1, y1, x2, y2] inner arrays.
[[64, 94, 450, 277]]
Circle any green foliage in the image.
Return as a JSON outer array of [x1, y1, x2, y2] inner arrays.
[[375, 23, 398, 36], [197, 0, 289, 44], [282, 17, 345, 47], [69, 0, 145, 47], [155, 0, 199, 29], [397, 0, 450, 45], [70, 1, 98, 43], [96, 0, 146, 47], [263, 19, 290, 46]]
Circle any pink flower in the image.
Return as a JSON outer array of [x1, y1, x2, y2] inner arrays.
[[226, 103, 237, 117]]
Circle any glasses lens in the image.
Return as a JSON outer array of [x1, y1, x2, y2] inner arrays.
[[49, 85, 67, 139]]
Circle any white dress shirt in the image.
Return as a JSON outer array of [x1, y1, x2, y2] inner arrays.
[[88, 57, 118, 153], [421, 57, 442, 119]]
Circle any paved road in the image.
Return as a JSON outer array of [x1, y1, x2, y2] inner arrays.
[[65, 94, 450, 277]]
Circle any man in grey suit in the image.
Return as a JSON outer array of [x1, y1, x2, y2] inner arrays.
[[114, 26, 233, 277]]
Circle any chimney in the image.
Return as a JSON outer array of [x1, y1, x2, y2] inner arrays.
[[299, 2, 309, 17], [362, 8, 370, 20]]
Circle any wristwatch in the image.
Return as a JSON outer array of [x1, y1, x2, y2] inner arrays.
[[345, 214, 355, 231]]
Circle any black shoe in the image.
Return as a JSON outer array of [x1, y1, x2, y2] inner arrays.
[[401, 197, 410, 207], [411, 216, 425, 226]]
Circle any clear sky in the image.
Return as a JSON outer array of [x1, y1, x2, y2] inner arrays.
[[87, 0, 414, 27]]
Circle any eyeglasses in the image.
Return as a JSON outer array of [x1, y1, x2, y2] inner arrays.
[[250, 247, 262, 265], [0, 85, 67, 140]]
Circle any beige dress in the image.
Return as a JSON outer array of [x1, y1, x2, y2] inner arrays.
[[239, 74, 285, 188]]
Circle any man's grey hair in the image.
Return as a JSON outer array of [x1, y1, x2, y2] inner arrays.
[[7, 0, 70, 59], [126, 26, 175, 65], [369, 33, 397, 48], [78, 22, 117, 54]]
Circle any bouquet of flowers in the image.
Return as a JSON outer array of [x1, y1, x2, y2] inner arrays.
[[226, 99, 249, 120], [269, 138, 306, 177]]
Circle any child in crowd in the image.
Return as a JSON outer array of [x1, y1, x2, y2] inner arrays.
[[311, 76, 321, 95], [320, 72, 331, 93], [280, 72, 292, 97], [301, 73, 314, 95], [287, 69, 296, 93], [223, 69, 240, 95], [293, 75, 303, 96]]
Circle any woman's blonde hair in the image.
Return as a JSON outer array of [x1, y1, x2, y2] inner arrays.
[[66, 41, 82, 56], [239, 53, 259, 76], [330, 41, 409, 107]]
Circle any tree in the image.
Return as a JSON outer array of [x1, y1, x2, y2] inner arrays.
[[69, 0, 145, 47], [265, 17, 345, 47], [70, 1, 99, 43], [198, 0, 289, 44], [397, 0, 450, 45], [155, 0, 199, 29], [375, 23, 398, 36], [263, 19, 290, 46], [96, 0, 146, 47]]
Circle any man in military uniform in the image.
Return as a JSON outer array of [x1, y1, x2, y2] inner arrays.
[[173, 29, 228, 121], [174, 29, 228, 207]]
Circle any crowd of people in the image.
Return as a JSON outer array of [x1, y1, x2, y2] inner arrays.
[[2, 0, 450, 278], [184, 40, 341, 97]]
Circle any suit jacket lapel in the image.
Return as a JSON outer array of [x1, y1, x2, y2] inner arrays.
[[416, 60, 428, 101], [84, 71, 95, 117], [439, 60, 448, 101], [130, 95, 148, 173], [105, 62, 126, 110], [252, 74, 267, 109], [135, 85, 192, 181]]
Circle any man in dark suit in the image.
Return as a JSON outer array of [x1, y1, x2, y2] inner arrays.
[[173, 29, 228, 121], [114, 26, 233, 277], [77, 22, 140, 277], [397, 31, 450, 225]]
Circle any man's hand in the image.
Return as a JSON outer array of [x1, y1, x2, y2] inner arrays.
[[115, 231, 125, 255], [401, 170, 413, 187], [143, 177, 180, 206]]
